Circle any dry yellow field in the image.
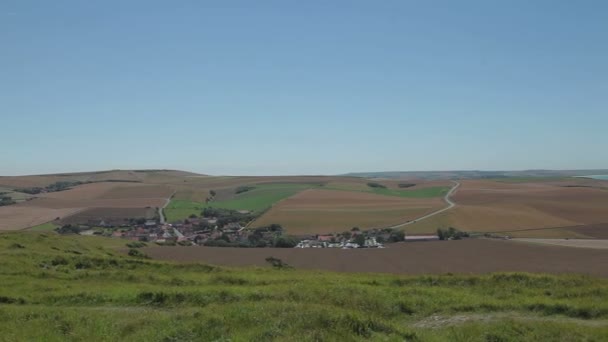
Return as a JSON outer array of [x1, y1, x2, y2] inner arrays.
[[252, 189, 444, 234], [405, 179, 608, 238]]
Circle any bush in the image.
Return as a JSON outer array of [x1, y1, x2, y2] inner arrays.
[[55, 224, 81, 235], [128, 249, 148, 258], [265, 257, 292, 269], [235, 186, 255, 194], [273, 235, 299, 248], [367, 182, 387, 189], [388, 231, 405, 242], [398, 183, 416, 188], [437, 227, 469, 240]]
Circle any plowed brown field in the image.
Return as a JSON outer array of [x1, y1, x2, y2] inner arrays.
[[405, 179, 608, 237], [0, 182, 171, 230], [60, 207, 157, 225], [144, 238, 608, 277], [252, 189, 444, 234]]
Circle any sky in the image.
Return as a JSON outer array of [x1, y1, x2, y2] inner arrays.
[[1, 1, 607, 176]]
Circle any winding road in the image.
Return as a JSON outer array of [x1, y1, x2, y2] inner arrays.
[[158, 191, 175, 224], [387, 180, 460, 229]]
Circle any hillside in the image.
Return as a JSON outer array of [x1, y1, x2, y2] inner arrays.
[[344, 170, 608, 180], [1, 231, 608, 341]]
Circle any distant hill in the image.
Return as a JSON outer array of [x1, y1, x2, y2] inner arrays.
[[342, 170, 608, 180], [0, 169, 205, 188]]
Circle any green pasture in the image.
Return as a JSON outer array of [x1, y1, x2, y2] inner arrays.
[[164, 183, 321, 222]]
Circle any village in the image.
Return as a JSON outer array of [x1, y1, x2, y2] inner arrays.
[[71, 206, 445, 249]]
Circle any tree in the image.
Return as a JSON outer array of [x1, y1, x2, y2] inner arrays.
[[210, 190, 217, 197], [437, 228, 446, 240], [273, 235, 298, 248], [353, 234, 366, 247], [388, 231, 405, 242], [351, 227, 360, 232], [56, 224, 81, 235], [189, 214, 198, 219]]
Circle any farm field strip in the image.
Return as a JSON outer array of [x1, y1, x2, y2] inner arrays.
[[512, 238, 608, 249], [164, 183, 321, 222], [252, 189, 445, 234], [324, 184, 451, 198], [404, 179, 608, 238], [144, 238, 608, 277]]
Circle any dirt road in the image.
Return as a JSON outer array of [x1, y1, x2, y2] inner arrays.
[[388, 181, 460, 229]]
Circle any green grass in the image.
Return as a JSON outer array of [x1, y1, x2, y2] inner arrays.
[[370, 186, 450, 198], [26, 222, 58, 232], [163, 199, 204, 222], [490, 177, 570, 183], [326, 184, 451, 198], [0, 231, 608, 341], [164, 183, 320, 222]]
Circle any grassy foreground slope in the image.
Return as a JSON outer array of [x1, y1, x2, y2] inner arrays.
[[1, 232, 608, 341]]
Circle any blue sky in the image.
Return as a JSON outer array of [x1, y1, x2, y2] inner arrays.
[[1, 1, 607, 176]]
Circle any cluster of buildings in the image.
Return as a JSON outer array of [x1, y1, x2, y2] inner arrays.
[[106, 217, 246, 245], [295, 236, 385, 249], [87, 216, 441, 248]]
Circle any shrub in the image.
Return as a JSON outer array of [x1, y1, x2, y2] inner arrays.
[[128, 249, 148, 258], [235, 186, 255, 194], [367, 182, 387, 189], [265, 257, 292, 269]]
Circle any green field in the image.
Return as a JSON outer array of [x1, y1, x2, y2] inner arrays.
[[164, 184, 320, 222], [164, 199, 205, 222], [326, 184, 451, 198], [26, 222, 58, 232], [370, 186, 450, 198], [1, 231, 608, 341], [491, 177, 570, 183]]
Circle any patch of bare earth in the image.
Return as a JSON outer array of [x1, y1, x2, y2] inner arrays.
[[512, 238, 608, 250], [143, 238, 608, 277], [406, 180, 608, 237], [0, 182, 172, 230]]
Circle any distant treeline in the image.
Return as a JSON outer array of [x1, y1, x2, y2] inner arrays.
[[367, 182, 387, 189], [0, 196, 16, 206], [235, 186, 255, 194], [17, 181, 87, 194], [398, 183, 416, 188], [16, 179, 141, 194]]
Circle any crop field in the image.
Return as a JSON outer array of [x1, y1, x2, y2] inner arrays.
[[25, 222, 58, 232], [97, 184, 174, 199], [0, 206, 81, 231], [2, 171, 608, 239], [60, 207, 158, 225], [144, 238, 608, 277], [324, 181, 451, 198], [165, 183, 322, 222], [0, 181, 173, 230], [1, 232, 608, 340], [164, 200, 205, 223], [513, 238, 608, 250], [405, 179, 608, 238], [252, 189, 445, 234]]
